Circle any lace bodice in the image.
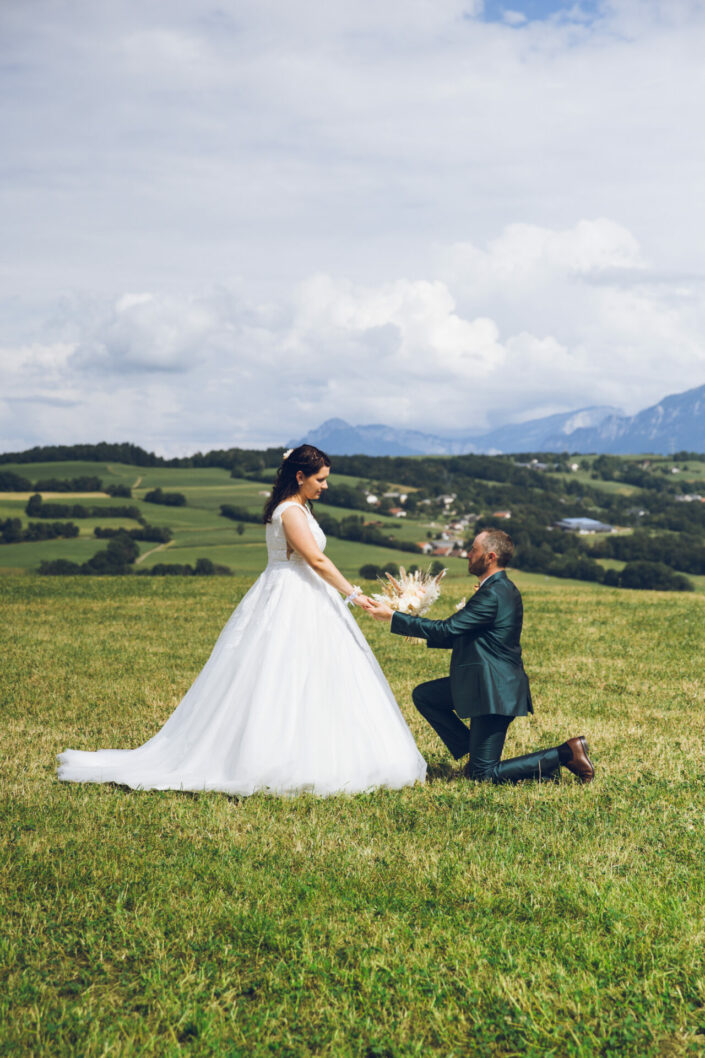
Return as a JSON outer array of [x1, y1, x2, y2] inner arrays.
[[266, 501, 326, 564]]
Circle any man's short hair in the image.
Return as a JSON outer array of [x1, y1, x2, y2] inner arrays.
[[479, 529, 513, 568]]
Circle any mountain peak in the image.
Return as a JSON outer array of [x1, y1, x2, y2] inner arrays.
[[290, 383, 705, 456]]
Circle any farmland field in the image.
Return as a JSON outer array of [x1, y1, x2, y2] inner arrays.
[[2, 573, 705, 1055], [0, 462, 443, 577]]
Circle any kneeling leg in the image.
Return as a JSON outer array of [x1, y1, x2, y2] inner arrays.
[[412, 678, 471, 760], [466, 715, 560, 783]]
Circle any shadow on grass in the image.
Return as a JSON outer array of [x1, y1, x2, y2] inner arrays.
[[105, 781, 241, 802], [425, 758, 460, 783]]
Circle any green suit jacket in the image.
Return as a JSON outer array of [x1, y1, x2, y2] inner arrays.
[[390, 570, 533, 719]]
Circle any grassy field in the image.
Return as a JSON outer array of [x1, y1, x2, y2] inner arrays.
[[2, 573, 705, 1056], [0, 462, 440, 577]]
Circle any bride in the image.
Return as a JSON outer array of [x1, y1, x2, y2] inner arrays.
[[58, 444, 426, 796]]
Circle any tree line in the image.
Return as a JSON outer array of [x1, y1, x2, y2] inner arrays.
[[0, 471, 108, 492], [38, 531, 231, 577], [219, 504, 420, 553], [1, 519, 79, 545], [94, 525, 173, 543], [25, 495, 142, 520], [476, 516, 694, 592]]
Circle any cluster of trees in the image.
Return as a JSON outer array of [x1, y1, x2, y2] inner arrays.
[[144, 487, 186, 507], [330, 453, 547, 491], [1, 518, 79, 544], [0, 442, 172, 467], [476, 517, 695, 591], [0, 441, 284, 474], [39, 533, 141, 575], [316, 511, 420, 553], [219, 503, 419, 553], [603, 562, 693, 592], [220, 504, 262, 524], [514, 547, 605, 583], [319, 484, 369, 510], [0, 471, 33, 490], [0, 471, 104, 491], [358, 559, 445, 580], [638, 496, 705, 533], [38, 530, 230, 576], [228, 449, 287, 478], [592, 530, 705, 575], [94, 525, 173, 543], [0, 469, 134, 497], [32, 475, 103, 492], [25, 495, 141, 520], [136, 558, 232, 576], [588, 455, 670, 491]]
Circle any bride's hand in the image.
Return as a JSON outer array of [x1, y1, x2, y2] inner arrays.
[[354, 593, 373, 610]]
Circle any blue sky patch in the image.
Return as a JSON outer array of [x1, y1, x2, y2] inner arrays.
[[480, 0, 601, 25]]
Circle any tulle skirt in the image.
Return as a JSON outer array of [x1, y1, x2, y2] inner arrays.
[[57, 559, 426, 796]]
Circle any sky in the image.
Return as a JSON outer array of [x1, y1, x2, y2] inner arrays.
[[2, 0, 705, 454]]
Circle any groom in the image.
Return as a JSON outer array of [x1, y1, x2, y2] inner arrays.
[[368, 529, 594, 784]]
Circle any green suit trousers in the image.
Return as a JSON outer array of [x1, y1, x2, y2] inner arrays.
[[413, 677, 560, 783]]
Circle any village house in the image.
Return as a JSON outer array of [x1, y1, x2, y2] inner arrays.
[[429, 537, 466, 557], [516, 458, 549, 471]]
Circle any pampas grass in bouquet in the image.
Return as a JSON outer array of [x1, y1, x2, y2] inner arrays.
[[372, 565, 446, 642]]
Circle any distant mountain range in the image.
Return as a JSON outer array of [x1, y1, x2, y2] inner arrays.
[[292, 383, 705, 456]]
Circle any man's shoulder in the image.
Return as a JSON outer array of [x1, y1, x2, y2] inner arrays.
[[485, 570, 514, 589], [487, 571, 521, 600]]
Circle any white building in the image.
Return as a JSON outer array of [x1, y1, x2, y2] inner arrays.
[[555, 517, 614, 534]]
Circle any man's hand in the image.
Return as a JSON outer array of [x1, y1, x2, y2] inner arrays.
[[366, 599, 395, 622]]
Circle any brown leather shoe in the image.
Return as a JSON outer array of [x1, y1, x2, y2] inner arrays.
[[562, 736, 595, 783]]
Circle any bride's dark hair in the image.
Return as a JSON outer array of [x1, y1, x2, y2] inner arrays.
[[263, 444, 332, 523]]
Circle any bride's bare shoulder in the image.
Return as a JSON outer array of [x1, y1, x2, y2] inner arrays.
[[275, 500, 308, 519]]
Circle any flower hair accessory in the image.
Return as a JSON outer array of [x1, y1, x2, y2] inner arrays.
[[282, 448, 294, 461]]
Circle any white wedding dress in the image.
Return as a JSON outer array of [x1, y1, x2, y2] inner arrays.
[[58, 500, 426, 796]]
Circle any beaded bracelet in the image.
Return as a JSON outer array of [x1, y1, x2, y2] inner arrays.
[[344, 586, 362, 607]]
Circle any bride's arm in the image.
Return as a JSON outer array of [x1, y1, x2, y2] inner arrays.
[[281, 507, 370, 607]]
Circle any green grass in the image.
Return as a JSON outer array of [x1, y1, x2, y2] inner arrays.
[[0, 462, 447, 576], [2, 574, 705, 1055], [546, 469, 640, 497], [0, 460, 142, 484]]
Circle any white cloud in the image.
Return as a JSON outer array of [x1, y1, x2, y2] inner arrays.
[[503, 11, 528, 26], [71, 293, 219, 374], [285, 275, 504, 379], [2, 0, 705, 449], [3, 216, 705, 449]]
